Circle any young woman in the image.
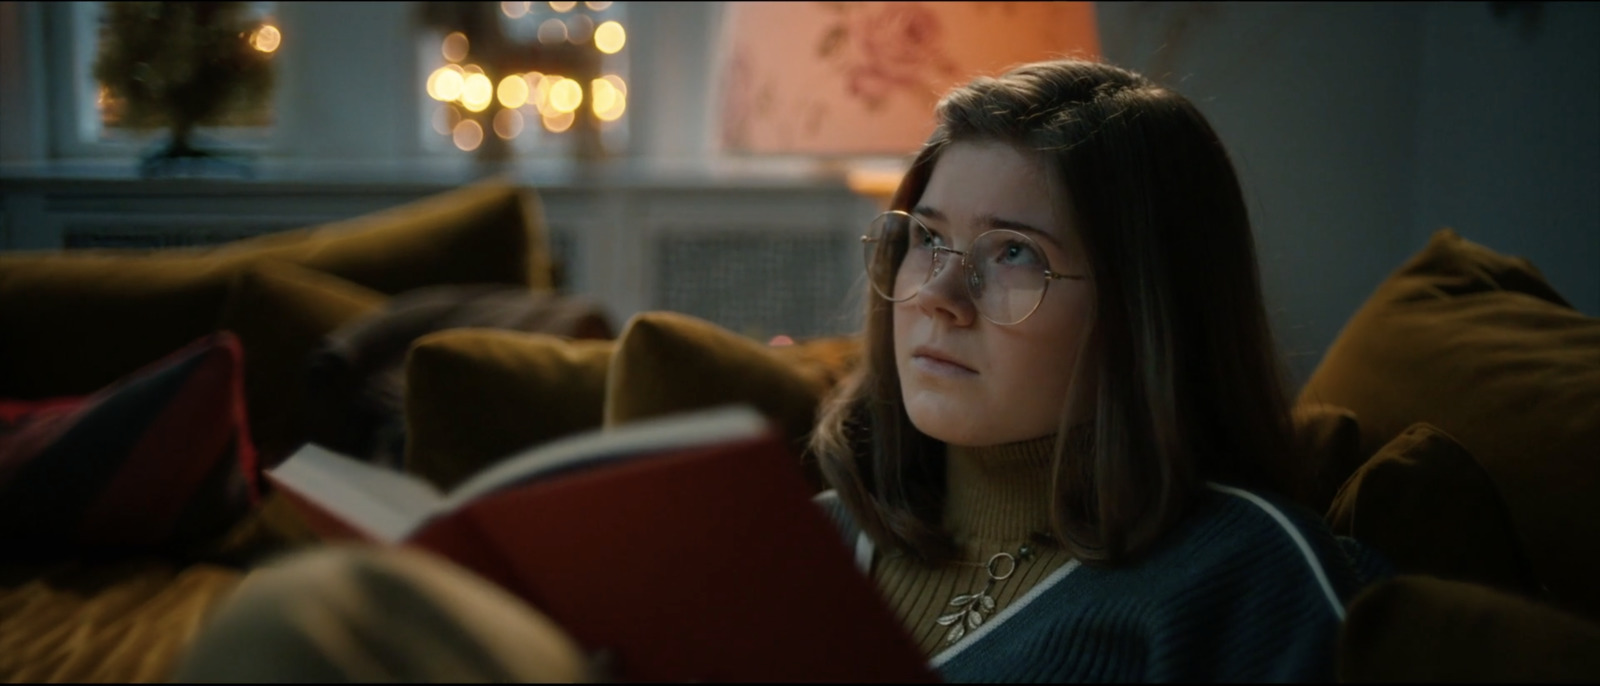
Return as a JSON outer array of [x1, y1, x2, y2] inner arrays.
[[809, 58, 1390, 680], [174, 58, 1388, 682]]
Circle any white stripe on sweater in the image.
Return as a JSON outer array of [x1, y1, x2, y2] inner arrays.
[[890, 483, 1344, 672], [854, 531, 874, 574], [928, 558, 1084, 670], [1205, 482, 1346, 621], [854, 530, 1087, 670]]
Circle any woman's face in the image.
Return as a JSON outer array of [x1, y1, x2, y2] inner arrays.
[[894, 140, 1095, 447]]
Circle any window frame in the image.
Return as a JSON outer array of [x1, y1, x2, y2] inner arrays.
[[44, 1, 278, 160]]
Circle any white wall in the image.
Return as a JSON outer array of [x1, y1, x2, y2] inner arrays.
[[0, 1, 46, 162], [1097, 2, 1426, 384], [1096, 1, 1598, 386], [1411, 2, 1599, 317], [270, 2, 423, 162]]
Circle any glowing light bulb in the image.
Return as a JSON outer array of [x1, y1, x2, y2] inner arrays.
[[590, 77, 616, 115], [541, 110, 575, 133], [594, 21, 625, 54], [453, 119, 484, 151], [502, 1, 530, 18], [442, 32, 469, 62], [251, 24, 281, 53], [596, 94, 625, 122], [461, 73, 494, 112], [561, 15, 591, 44], [497, 75, 530, 109], [532, 75, 557, 115], [431, 104, 461, 136], [494, 108, 525, 139], [427, 66, 465, 101], [594, 74, 626, 122], [548, 77, 582, 113], [538, 18, 569, 44]]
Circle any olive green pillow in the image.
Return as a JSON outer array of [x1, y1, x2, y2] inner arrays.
[[405, 330, 614, 491], [218, 262, 387, 467], [603, 312, 855, 493], [1299, 228, 1600, 621], [0, 178, 550, 400], [1339, 575, 1600, 682]]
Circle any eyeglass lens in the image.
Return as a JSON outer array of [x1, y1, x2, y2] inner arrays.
[[863, 212, 1051, 325]]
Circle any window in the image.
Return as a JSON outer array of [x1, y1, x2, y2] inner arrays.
[[57, 1, 278, 156], [28, 1, 653, 163], [417, 1, 631, 159]]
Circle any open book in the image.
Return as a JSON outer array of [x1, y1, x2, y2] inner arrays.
[[266, 405, 937, 683]]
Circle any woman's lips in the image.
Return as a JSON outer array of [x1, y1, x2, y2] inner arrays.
[[911, 348, 977, 376]]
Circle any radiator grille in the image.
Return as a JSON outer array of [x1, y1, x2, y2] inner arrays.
[[655, 231, 863, 340]]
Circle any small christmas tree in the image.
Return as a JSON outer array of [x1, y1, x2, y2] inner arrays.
[[92, 2, 274, 171]]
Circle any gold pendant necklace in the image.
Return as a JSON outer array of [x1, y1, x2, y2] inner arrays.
[[936, 543, 1034, 645]]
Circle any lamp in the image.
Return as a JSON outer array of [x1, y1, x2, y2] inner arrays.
[[716, 1, 1100, 162]]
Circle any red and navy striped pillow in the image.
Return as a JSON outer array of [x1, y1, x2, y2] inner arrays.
[[0, 332, 260, 558]]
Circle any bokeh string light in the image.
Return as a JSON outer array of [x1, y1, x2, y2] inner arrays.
[[428, 1, 628, 152]]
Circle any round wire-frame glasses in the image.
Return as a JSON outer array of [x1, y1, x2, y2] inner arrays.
[[861, 210, 1084, 326]]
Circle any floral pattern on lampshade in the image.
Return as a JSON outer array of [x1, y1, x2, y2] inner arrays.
[[718, 2, 1100, 156], [831, 3, 958, 112]]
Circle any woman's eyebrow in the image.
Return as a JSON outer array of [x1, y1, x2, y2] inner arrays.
[[912, 205, 1064, 249]]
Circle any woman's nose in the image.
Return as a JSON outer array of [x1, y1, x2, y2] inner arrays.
[[913, 250, 978, 325]]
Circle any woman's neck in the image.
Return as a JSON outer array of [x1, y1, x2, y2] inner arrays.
[[942, 435, 1058, 543]]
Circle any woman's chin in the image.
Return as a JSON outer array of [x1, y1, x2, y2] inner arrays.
[[904, 401, 988, 446]]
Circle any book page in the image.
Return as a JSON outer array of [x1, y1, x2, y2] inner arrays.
[[268, 444, 443, 542], [436, 405, 771, 514]]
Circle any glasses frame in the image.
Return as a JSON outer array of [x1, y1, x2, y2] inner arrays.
[[861, 210, 1085, 326]]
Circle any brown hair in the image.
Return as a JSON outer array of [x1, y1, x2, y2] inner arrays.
[[811, 59, 1300, 566]]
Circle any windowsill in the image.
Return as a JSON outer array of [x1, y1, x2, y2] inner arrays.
[[0, 155, 886, 193]]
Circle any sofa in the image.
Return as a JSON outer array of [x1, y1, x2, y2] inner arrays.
[[1, 177, 1596, 681]]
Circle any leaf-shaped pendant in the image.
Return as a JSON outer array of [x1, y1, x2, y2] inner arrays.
[[937, 609, 966, 626], [979, 594, 996, 612], [945, 621, 967, 645], [966, 607, 985, 629], [948, 593, 975, 607]]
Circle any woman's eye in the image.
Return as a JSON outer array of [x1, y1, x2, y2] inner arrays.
[[913, 227, 943, 249], [997, 240, 1042, 265]]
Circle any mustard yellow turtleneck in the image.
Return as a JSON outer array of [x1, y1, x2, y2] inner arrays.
[[871, 435, 1073, 658]]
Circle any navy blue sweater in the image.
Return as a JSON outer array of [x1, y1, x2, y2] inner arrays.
[[818, 484, 1393, 682]]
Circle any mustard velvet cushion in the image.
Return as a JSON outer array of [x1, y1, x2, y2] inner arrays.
[[1327, 422, 1535, 596], [218, 262, 387, 467], [308, 287, 614, 472], [1298, 228, 1600, 621], [604, 312, 859, 493], [405, 330, 615, 491], [1338, 575, 1600, 682], [0, 178, 551, 401], [0, 558, 244, 682], [1289, 402, 1364, 517]]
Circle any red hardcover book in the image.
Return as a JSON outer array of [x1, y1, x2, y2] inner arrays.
[[266, 405, 937, 683]]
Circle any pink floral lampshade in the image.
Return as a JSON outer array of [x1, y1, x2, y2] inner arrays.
[[717, 2, 1100, 157]]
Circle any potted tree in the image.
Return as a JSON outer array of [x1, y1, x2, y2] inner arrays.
[[93, 1, 275, 177]]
